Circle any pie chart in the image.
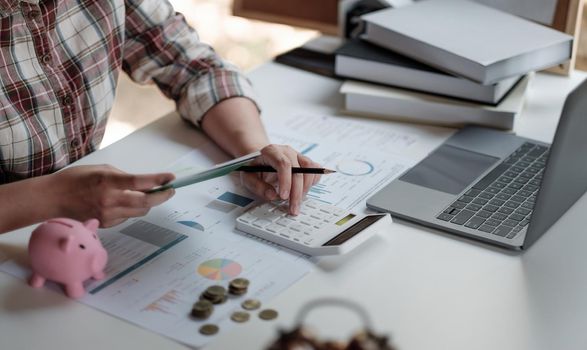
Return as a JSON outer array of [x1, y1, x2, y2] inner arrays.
[[336, 159, 374, 176], [197, 258, 242, 280]]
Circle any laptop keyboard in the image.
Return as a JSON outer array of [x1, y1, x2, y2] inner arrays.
[[436, 142, 549, 239]]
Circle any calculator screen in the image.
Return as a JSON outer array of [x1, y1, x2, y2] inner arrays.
[[323, 215, 385, 246], [335, 214, 356, 226]]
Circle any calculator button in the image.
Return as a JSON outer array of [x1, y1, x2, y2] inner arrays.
[[307, 218, 321, 227], [319, 208, 331, 214], [266, 224, 284, 234], [300, 220, 312, 227], [252, 219, 272, 228], [332, 208, 347, 217], [237, 214, 256, 224], [310, 214, 322, 220], [276, 218, 295, 227], [290, 224, 304, 232], [304, 200, 318, 209], [250, 208, 282, 222], [323, 214, 337, 223]]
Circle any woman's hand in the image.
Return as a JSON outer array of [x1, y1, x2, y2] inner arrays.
[[47, 165, 175, 227], [240, 145, 321, 215]]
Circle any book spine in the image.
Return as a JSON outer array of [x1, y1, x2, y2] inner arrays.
[[344, 93, 515, 130]]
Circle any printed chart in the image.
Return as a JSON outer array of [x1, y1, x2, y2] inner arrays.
[[269, 116, 415, 210], [336, 159, 375, 176], [197, 259, 243, 281], [0, 112, 454, 348]]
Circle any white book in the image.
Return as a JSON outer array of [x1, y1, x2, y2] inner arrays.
[[335, 39, 520, 104], [362, 0, 572, 85], [340, 75, 531, 129]]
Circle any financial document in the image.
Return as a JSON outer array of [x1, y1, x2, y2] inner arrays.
[[268, 113, 452, 211], [0, 112, 453, 348]]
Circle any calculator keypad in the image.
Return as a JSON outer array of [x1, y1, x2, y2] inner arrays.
[[237, 200, 349, 246]]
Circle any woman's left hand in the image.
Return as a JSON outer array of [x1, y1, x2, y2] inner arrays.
[[240, 144, 322, 215]]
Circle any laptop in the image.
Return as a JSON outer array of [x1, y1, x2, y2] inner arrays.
[[367, 79, 587, 250]]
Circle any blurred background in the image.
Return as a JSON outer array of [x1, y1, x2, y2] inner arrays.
[[103, 0, 318, 147], [103, 0, 587, 148]]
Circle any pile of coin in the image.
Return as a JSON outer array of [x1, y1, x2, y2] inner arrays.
[[192, 278, 279, 335], [200, 285, 227, 305], [191, 300, 214, 320], [228, 278, 250, 296]]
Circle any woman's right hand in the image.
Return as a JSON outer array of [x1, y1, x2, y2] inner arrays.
[[47, 165, 175, 227]]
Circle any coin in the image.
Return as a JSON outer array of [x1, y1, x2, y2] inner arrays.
[[200, 285, 228, 304], [241, 299, 261, 311], [228, 278, 250, 296], [230, 311, 250, 323], [206, 285, 226, 297], [259, 309, 278, 321], [230, 278, 249, 289], [191, 300, 214, 319], [199, 324, 219, 336]]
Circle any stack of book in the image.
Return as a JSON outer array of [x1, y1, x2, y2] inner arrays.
[[335, 0, 573, 129]]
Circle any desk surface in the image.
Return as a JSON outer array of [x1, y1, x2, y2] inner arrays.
[[1, 62, 586, 350]]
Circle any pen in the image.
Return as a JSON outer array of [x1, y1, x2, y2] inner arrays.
[[236, 166, 336, 174]]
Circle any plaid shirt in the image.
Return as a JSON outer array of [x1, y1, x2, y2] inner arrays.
[[0, 0, 256, 183]]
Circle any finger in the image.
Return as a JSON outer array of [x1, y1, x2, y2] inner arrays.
[[114, 172, 175, 191], [298, 155, 316, 195], [116, 188, 175, 208], [311, 161, 322, 186], [260, 146, 292, 200], [288, 154, 304, 215], [241, 172, 278, 200]]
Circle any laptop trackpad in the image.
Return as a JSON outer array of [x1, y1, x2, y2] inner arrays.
[[400, 145, 499, 195]]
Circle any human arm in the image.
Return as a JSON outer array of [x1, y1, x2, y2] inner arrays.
[[0, 165, 175, 234], [121, 0, 320, 213], [201, 97, 321, 215]]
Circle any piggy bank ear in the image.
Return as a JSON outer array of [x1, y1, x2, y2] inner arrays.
[[59, 235, 74, 253], [83, 219, 100, 232]]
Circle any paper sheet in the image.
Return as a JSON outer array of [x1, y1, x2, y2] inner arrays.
[[268, 114, 452, 211], [0, 113, 453, 348]]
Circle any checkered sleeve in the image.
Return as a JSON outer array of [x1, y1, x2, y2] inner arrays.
[[122, 0, 259, 127]]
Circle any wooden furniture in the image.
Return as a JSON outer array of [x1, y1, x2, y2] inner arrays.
[[549, 0, 585, 74], [232, 0, 338, 34]]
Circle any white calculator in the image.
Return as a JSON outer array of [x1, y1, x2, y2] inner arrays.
[[235, 200, 391, 256]]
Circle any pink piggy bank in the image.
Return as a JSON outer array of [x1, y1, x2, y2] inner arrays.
[[28, 218, 108, 299]]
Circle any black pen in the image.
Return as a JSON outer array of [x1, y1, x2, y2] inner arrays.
[[235, 165, 336, 174]]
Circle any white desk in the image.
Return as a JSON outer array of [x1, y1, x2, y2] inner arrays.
[[1, 62, 586, 350]]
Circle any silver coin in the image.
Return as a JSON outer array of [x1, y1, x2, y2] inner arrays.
[[230, 311, 250, 323], [241, 299, 261, 311], [259, 309, 278, 321], [199, 324, 219, 336]]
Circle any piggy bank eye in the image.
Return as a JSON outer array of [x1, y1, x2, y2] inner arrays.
[[79, 244, 86, 250], [93, 234, 97, 240]]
